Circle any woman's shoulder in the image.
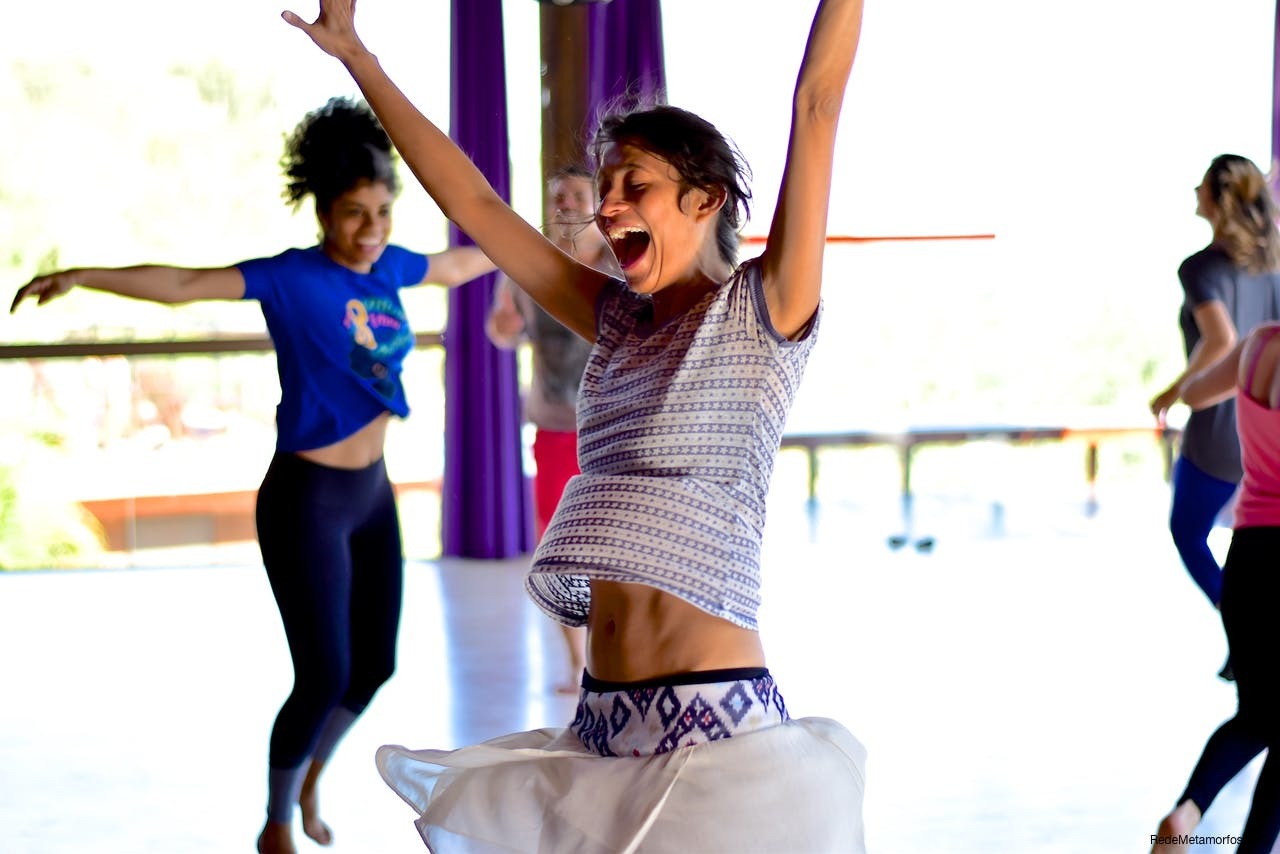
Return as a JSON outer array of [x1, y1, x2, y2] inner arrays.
[[731, 255, 762, 281], [238, 245, 318, 269], [594, 277, 646, 337], [599, 276, 642, 310], [373, 244, 429, 284], [237, 247, 324, 302], [1246, 321, 1280, 345], [1179, 245, 1233, 276], [717, 256, 762, 300]]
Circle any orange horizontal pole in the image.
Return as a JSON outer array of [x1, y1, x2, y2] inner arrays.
[[741, 233, 996, 245]]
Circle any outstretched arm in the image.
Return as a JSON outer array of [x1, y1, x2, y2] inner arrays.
[[420, 246, 498, 288], [760, 0, 864, 339], [11, 265, 245, 313], [283, 0, 607, 341]]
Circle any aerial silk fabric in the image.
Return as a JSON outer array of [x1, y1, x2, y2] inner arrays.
[[1272, 2, 1280, 198], [586, 0, 667, 132], [441, 0, 532, 559]]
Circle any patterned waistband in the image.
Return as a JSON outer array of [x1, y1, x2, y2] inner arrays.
[[569, 668, 790, 758]]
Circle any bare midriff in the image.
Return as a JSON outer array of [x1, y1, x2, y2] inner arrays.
[[586, 579, 766, 683], [295, 412, 391, 470]]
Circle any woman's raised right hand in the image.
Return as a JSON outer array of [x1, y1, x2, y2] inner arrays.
[[282, 0, 366, 64]]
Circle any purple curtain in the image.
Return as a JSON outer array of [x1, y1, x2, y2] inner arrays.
[[441, 0, 532, 558], [586, 0, 666, 141], [1273, 1, 1280, 197]]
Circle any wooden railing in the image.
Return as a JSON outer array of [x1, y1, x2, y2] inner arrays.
[[781, 419, 1181, 513], [0, 331, 441, 360]]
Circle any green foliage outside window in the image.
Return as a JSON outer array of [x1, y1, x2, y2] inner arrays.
[[0, 435, 105, 570]]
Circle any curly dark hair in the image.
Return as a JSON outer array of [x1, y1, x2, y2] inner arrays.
[[281, 96, 400, 213], [591, 105, 752, 267]]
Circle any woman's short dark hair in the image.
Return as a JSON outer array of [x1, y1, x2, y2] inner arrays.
[[591, 105, 752, 266], [281, 97, 400, 213]]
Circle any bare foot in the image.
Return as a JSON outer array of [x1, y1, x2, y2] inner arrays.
[[256, 821, 296, 854], [1151, 798, 1201, 853], [299, 762, 334, 847]]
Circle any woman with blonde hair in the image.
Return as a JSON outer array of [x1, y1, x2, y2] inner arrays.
[[1150, 154, 1280, 681]]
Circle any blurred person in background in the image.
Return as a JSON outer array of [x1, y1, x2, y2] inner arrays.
[[485, 165, 617, 693]]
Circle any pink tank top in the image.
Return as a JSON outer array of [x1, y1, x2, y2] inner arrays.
[[1234, 325, 1280, 529]]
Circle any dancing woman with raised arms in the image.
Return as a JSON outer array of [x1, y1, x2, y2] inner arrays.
[[285, 0, 867, 848]]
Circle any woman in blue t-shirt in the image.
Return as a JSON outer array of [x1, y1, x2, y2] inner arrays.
[[10, 97, 494, 854], [1150, 154, 1280, 682]]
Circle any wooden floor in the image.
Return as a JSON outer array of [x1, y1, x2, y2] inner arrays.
[[0, 487, 1264, 853]]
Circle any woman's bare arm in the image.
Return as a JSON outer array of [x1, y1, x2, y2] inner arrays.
[[760, 0, 864, 339], [11, 266, 245, 313], [1181, 340, 1242, 411], [1150, 300, 1237, 421], [419, 246, 497, 288]]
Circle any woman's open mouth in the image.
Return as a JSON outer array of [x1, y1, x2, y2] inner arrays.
[[607, 226, 651, 270]]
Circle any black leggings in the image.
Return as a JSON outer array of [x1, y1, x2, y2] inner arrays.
[[257, 452, 403, 770], [1179, 526, 1280, 853]]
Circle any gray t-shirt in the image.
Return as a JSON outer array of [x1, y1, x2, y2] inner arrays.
[[1178, 246, 1280, 482], [511, 284, 593, 433]]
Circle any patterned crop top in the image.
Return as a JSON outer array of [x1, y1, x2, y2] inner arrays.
[[525, 257, 820, 631]]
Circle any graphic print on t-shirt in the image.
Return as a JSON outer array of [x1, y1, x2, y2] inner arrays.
[[344, 297, 412, 399]]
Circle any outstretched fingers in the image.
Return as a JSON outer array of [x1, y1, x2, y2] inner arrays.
[[11, 276, 61, 313], [281, 0, 363, 60]]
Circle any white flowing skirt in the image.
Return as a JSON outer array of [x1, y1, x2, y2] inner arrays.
[[376, 716, 866, 853]]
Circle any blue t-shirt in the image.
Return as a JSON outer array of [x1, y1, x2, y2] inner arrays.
[[238, 245, 428, 452]]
